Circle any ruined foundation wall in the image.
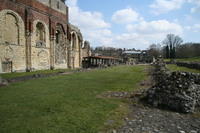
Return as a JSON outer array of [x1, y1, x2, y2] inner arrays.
[[176, 62, 200, 70]]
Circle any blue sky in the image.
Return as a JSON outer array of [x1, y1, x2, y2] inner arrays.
[[66, 0, 200, 50]]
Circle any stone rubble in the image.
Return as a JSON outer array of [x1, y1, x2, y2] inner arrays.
[[0, 76, 8, 86], [145, 59, 200, 113], [116, 104, 200, 133], [176, 62, 200, 70]]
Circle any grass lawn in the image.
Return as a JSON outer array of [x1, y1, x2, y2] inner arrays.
[[166, 64, 200, 73], [0, 69, 73, 80], [0, 65, 148, 133], [164, 57, 200, 63], [175, 57, 200, 62]]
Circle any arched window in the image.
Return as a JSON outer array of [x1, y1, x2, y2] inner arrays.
[[55, 24, 66, 64], [56, 30, 61, 44], [36, 22, 46, 47], [72, 33, 76, 50], [4, 13, 19, 45]]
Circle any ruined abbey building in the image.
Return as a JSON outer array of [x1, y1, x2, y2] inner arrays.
[[0, 0, 91, 73]]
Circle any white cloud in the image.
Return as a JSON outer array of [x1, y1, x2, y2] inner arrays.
[[67, 0, 77, 7], [112, 8, 141, 24], [185, 24, 200, 32], [150, 0, 185, 15], [188, 0, 200, 13], [150, 0, 200, 15], [113, 33, 150, 49], [126, 20, 183, 35], [114, 20, 184, 49], [66, 0, 112, 47], [69, 6, 110, 29], [66, 0, 185, 49]]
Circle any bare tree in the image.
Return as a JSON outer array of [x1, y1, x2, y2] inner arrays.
[[61, 0, 66, 3], [163, 34, 183, 58], [148, 44, 161, 58]]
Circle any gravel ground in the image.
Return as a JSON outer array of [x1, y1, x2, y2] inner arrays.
[[115, 98, 200, 133]]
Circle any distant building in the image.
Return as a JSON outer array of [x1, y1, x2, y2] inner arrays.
[[122, 50, 153, 64]]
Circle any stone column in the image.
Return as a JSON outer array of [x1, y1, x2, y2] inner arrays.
[[50, 35, 55, 69], [0, 58, 2, 73], [25, 31, 32, 72], [25, 9, 32, 72], [79, 40, 82, 68]]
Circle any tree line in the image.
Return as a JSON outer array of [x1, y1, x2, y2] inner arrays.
[[148, 34, 200, 59]]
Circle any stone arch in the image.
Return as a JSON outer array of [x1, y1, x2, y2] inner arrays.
[[70, 31, 82, 68], [0, 9, 26, 73], [36, 22, 46, 47], [82, 41, 90, 49], [33, 20, 49, 47], [0, 9, 25, 45], [55, 23, 67, 65], [71, 31, 79, 50]]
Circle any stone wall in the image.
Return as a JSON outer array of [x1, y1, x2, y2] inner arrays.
[[36, 0, 67, 14], [0, 0, 89, 72], [70, 24, 83, 68], [82, 41, 91, 58], [145, 59, 200, 113], [176, 62, 200, 70], [31, 20, 50, 70], [50, 0, 67, 14], [0, 9, 26, 72]]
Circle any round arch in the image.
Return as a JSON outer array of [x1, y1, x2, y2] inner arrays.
[[70, 31, 79, 50], [0, 9, 25, 46], [33, 20, 49, 48]]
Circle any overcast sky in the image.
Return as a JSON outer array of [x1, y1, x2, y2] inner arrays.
[[66, 0, 200, 50]]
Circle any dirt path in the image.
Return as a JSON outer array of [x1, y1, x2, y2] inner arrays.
[[116, 102, 200, 133]]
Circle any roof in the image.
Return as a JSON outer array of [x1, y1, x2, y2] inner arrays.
[[84, 56, 119, 60], [123, 51, 142, 54]]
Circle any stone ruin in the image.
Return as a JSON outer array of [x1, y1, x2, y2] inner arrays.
[[0, 76, 8, 87], [144, 59, 200, 113], [176, 61, 200, 70]]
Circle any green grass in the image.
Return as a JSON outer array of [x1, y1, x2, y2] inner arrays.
[[0, 69, 73, 80], [0, 65, 148, 133], [166, 64, 200, 73], [176, 57, 200, 62], [164, 57, 200, 63], [164, 59, 171, 62]]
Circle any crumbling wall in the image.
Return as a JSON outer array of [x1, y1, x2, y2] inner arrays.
[[145, 59, 200, 113], [0, 9, 26, 73], [176, 62, 200, 70], [31, 20, 50, 70]]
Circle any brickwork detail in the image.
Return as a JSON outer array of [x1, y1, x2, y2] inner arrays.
[[0, 0, 91, 73]]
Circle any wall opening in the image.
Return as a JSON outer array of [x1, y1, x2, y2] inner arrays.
[[36, 22, 46, 47], [4, 13, 19, 45]]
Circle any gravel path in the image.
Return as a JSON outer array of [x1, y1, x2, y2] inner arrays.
[[116, 101, 200, 133]]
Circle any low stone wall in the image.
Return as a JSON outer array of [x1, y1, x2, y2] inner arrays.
[[176, 62, 200, 70], [145, 59, 200, 113], [0, 76, 8, 87]]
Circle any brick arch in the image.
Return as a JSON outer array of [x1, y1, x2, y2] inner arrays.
[[55, 23, 67, 65], [71, 31, 79, 50], [56, 23, 66, 34], [70, 31, 82, 68], [32, 20, 50, 47], [0, 9, 25, 46], [0, 9, 26, 72]]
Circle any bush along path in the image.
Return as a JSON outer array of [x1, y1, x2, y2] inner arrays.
[[113, 59, 200, 133]]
